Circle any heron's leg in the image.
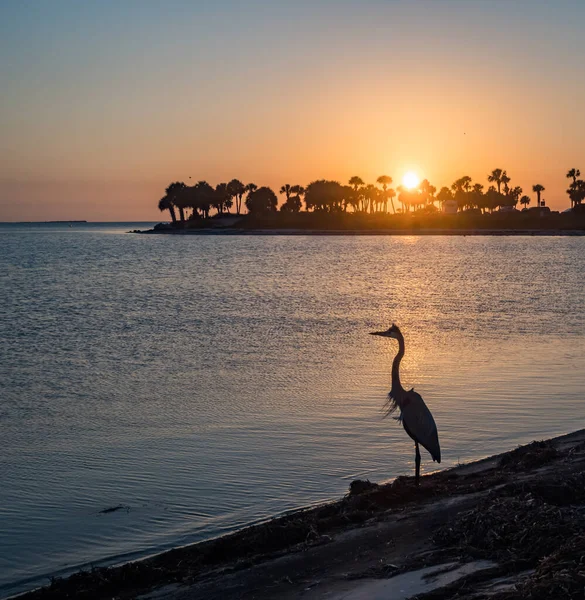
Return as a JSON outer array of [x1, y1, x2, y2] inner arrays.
[[415, 442, 421, 486]]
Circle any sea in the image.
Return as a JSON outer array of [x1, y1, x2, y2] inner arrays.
[[1, 222, 584, 597]]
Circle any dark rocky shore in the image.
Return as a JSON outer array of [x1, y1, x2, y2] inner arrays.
[[15, 430, 585, 600]]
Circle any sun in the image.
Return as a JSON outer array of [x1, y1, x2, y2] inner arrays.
[[402, 171, 420, 189]]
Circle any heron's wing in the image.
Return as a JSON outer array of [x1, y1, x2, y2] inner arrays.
[[401, 391, 441, 463]]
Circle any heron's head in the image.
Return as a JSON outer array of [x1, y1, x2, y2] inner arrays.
[[370, 323, 401, 338]]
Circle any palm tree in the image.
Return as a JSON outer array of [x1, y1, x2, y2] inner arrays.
[[290, 185, 306, 210], [567, 179, 585, 208], [500, 171, 511, 194], [227, 179, 246, 214], [566, 170, 581, 209], [364, 184, 379, 214], [486, 186, 502, 213], [520, 195, 530, 210], [244, 183, 257, 213], [419, 179, 436, 209], [566, 168, 581, 185], [532, 184, 545, 208], [214, 183, 231, 214], [158, 196, 177, 224], [396, 185, 406, 212], [387, 188, 397, 214], [165, 182, 187, 222], [488, 168, 504, 194], [451, 176, 472, 210], [507, 186, 523, 208], [349, 176, 365, 211], [192, 181, 215, 219], [290, 184, 305, 196], [279, 184, 292, 202], [376, 175, 393, 213], [471, 183, 484, 211]]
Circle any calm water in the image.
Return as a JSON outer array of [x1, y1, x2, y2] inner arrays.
[[1, 223, 584, 597]]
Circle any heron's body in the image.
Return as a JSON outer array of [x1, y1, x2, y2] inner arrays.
[[371, 324, 441, 484], [397, 390, 441, 463]]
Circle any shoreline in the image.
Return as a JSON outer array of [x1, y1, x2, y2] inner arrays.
[[135, 227, 585, 236], [15, 428, 585, 600]]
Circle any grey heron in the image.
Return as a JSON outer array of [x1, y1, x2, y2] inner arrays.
[[370, 324, 441, 485]]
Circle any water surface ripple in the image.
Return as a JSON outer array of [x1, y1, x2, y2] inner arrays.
[[1, 223, 584, 596]]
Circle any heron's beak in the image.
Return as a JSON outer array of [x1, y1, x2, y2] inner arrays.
[[370, 331, 389, 337]]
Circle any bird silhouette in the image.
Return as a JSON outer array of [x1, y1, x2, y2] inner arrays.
[[370, 324, 441, 485]]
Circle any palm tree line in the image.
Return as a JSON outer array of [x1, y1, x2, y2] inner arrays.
[[158, 168, 584, 223]]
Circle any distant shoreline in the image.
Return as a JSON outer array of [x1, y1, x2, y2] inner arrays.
[[135, 227, 585, 236], [7, 220, 89, 224]]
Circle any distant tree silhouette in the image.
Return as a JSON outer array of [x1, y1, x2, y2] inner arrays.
[[488, 168, 504, 194], [349, 176, 365, 211], [419, 179, 436, 210], [398, 185, 424, 212], [280, 196, 302, 212], [506, 185, 523, 208], [396, 185, 405, 212], [532, 184, 545, 208], [376, 175, 393, 213], [387, 187, 397, 214], [166, 182, 187, 222], [485, 186, 504, 213], [567, 179, 585, 208], [290, 184, 305, 197], [565, 170, 583, 208], [227, 179, 246, 214], [190, 181, 215, 218], [345, 186, 359, 212], [158, 195, 177, 224], [305, 180, 345, 212], [244, 183, 258, 213], [364, 184, 379, 214], [451, 176, 472, 211], [436, 187, 453, 212], [471, 183, 485, 212], [279, 184, 293, 202], [245, 186, 278, 214], [566, 168, 581, 185], [289, 185, 306, 210], [156, 167, 569, 224], [214, 183, 232, 214], [501, 171, 511, 195]]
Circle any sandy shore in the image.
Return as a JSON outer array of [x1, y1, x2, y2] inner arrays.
[[14, 429, 585, 600]]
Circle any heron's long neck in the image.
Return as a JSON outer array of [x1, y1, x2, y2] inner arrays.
[[391, 335, 405, 395]]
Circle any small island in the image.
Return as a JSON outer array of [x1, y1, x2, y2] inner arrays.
[[138, 168, 585, 234]]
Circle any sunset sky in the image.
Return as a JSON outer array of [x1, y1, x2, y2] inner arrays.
[[1, 0, 584, 221]]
